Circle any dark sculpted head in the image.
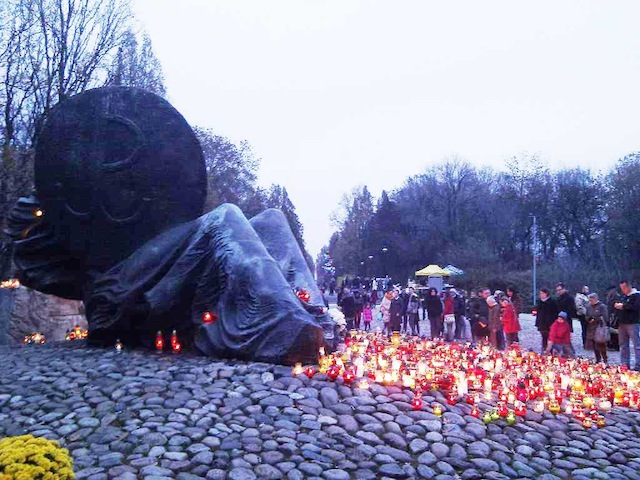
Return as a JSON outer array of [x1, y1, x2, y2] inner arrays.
[[35, 87, 207, 275]]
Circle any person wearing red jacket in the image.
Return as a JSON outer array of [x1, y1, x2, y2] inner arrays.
[[546, 312, 572, 357], [500, 297, 521, 346], [443, 291, 456, 341]]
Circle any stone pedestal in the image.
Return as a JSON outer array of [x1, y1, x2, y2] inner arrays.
[[0, 286, 86, 345], [0, 289, 12, 346]]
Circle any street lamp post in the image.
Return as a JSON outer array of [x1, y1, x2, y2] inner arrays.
[[381, 247, 389, 281], [532, 215, 538, 306]]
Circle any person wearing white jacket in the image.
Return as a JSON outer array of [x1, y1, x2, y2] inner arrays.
[[575, 286, 590, 347], [379, 291, 392, 335]]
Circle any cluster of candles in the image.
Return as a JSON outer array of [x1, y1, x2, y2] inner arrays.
[[22, 332, 45, 344], [0, 279, 20, 289], [293, 332, 640, 429], [64, 325, 88, 341], [156, 330, 181, 353]]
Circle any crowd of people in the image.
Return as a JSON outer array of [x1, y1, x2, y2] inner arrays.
[[533, 281, 640, 370], [331, 277, 640, 370]]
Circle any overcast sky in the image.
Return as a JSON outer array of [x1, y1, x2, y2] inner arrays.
[[134, 0, 640, 257]]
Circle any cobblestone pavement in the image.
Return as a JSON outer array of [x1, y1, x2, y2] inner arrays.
[[1, 342, 640, 480]]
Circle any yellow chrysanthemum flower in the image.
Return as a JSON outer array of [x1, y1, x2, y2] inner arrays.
[[0, 435, 74, 479]]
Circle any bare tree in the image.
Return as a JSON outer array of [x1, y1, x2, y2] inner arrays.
[[0, 0, 133, 277], [1, 0, 132, 145], [24, 0, 131, 141], [0, 2, 38, 243]]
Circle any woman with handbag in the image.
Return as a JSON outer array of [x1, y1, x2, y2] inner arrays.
[[586, 293, 609, 364], [487, 296, 502, 349]]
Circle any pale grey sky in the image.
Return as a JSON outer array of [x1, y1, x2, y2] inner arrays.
[[134, 0, 640, 257]]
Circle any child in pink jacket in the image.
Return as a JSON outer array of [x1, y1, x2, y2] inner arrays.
[[362, 302, 373, 331]]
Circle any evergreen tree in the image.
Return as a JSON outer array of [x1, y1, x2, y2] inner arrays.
[[108, 30, 167, 97], [365, 191, 407, 279], [265, 185, 313, 270], [328, 186, 375, 276], [315, 246, 335, 286]]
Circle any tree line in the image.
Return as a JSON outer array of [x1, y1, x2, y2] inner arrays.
[[0, 0, 311, 278], [324, 154, 640, 305]]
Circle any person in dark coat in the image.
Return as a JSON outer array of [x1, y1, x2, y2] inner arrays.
[[606, 285, 621, 350], [353, 289, 364, 330], [606, 286, 621, 324], [469, 287, 490, 319], [468, 287, 490, 340], [338, 287, 357, 330], [453, 290, 466, 340], [586, 293, 609, 363], [536, 288, 559, 353], [613, 280, 640, 370], [555, 283, 577, 332], [405, 287, 421, 335], [425, 287, 444, 339], [487, 296, 502, 349], [389, 290, 404, 333]]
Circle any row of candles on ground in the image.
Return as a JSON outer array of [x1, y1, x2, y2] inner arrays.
[[292, 332, 640, 428], [24, 328, 183, 352], [114, 330, 182, 353], [115, 311, 220, 352], [23, 309, 219, 350]]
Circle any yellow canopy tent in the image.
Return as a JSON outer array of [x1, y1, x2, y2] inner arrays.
[[415, 264, 450, 277]]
